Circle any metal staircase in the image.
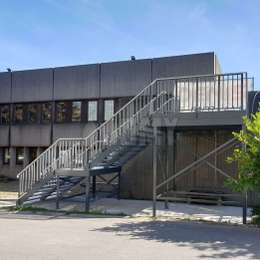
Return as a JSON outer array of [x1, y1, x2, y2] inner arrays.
[[17, 77, 177, 206], [17, 72, 250, 207]]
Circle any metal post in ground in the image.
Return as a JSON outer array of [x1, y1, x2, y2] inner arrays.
[[152, 125, 157, 218], [85, 172, 90, 212], [117, 171, 121, 200], [242, 191, 248, 225], [164, 128, 169, 209], [56, 175, 60, 210], [92, 175, 96, 199]]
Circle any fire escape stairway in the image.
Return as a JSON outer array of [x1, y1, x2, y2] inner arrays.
[[16, 73, 248, 206], [17, 79, 177, 205]]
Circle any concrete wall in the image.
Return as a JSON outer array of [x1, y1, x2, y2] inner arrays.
[[0, 72, 11, 103], [152, 52, 215, 79], [100, 59, 152, 98], [54, 64, 99, 100], [11, 125, 51, 147], [53, 123, 98, 140], [0, 126, 9, 146], [12, 69, 53, 102], [0, 52, 217, 104]]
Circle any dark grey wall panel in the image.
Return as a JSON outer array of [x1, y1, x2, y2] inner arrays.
[[54, 64, 99, 100], [0, 165, 22, 179], [11, 125, 51, 146], [152, 52, 215, 80], [12, 69, 53, 102], [0, 72, 11, 103], [0, 126, 9, 146], [100, 59, 152, 98], [53, 123, 97, 140]]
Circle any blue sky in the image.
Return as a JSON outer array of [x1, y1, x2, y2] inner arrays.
[[0, 0, 259, 89]]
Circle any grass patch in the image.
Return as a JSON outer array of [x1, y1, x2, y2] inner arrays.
[[252, 205, 260, 226]]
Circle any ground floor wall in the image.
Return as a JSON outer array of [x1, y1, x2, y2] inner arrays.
[[0, 147, 45, 179], [1, 127, 259, 206], [120, 128, 260, 206]]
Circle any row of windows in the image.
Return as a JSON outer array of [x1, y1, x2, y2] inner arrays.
[[3, 147, 39, 165], [0, 100, 114, 125]]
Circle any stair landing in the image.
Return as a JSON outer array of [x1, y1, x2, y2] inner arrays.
[[153, 111, 245, 127]]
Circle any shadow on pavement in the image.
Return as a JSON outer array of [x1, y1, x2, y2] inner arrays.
[[92, 220, 260, 259]]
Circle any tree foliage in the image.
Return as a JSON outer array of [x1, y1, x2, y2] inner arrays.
[[226, 107, 260, 194]]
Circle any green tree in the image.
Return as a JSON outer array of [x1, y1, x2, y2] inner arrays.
[[227, 107, 260, 194]]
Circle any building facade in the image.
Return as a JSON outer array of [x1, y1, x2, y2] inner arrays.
[[0, 52, 219, 181]]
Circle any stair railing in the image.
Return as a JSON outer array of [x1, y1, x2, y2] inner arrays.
[[17, 138, 87, 198]]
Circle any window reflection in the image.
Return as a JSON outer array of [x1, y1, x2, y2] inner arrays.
[[16, 148, 24, 165], [88, 101, 97, 121], [14, 104, 24, 123], [72, 101, 81, 122], [3, 148, 10, 164], [104, 100, 114, 121], [27, 104, 38, 123], [41, 103, 52, 123], [56, 102, 69, 123], [0, 105, 10, 124]]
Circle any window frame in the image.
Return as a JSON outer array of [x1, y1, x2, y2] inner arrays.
[[0, 104, 10, 125], [13, 103, 25, 124], [27, 103, 40, 124], [87, 100, 98, 122], [104, 99, 115, 121], [3, 147, 10, 165], [40, 102, 52, 124], [28, 147, 37, 163], [71, 101, 82, 123], [55, 101, 71, 123], [16, 147, 24, 165]]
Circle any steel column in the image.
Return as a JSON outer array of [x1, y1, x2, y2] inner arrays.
[[152, 125, 157, 217], [85, 172, 90, 212], [117, 171, 121, 200], [56, 175, 60, 209], [92, 176, 96, 199]]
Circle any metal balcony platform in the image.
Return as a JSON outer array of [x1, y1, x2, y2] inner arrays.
[[153, 110, 244, 127]]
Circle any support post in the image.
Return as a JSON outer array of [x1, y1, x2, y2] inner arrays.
[[117, 171, 121, 200], [164, 129, 170, 209], [242, 191, 248, 225], [85, 171, 90, 212], [84, 141, 90, 212], [92, 175, 96, 199], [152, 125, 157, 218], [214, 130, 217, 188], [56, 175, 60, 209]]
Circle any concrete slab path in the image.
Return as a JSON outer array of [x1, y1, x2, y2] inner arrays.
[[33, 197, 251, 224]]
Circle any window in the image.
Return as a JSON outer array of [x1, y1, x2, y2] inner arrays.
[[14, 104, 24, 123], [3, 148, 10, 165], [41, 103, 52, 123], [0, 105, 10, 124], [72, 101, 81, 122], [88, 101, 97, 121], [28, 147, 37, 163], [104, 100, 114, 121], [27, 104, 38, 123], [16, 148, 24, 165], [56, 102, 70, 123]]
